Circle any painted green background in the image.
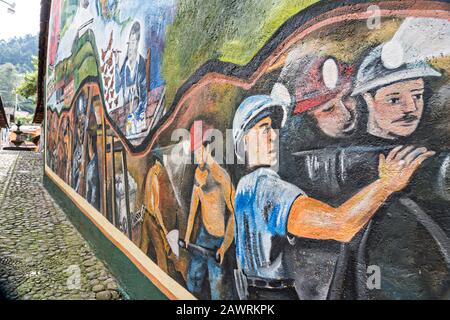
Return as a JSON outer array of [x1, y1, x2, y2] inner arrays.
[[162, 0, 319, 106]]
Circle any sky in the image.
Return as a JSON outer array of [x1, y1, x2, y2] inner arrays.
[[0, 0, 41, 40]]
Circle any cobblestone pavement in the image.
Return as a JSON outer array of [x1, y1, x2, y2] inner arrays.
[[0, 151, 123, 300]]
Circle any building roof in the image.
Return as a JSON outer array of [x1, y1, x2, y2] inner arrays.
[[0, 97, 10, 129], [33, 0, 51, 124]]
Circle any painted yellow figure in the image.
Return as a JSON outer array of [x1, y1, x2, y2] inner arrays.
[[140, 160, 170, 272], [184, 121, 235, 300]]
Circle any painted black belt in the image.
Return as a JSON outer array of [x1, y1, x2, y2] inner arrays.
[[246, 277, 295, 290]]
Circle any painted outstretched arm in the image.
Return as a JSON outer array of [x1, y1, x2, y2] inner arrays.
[[184, 186, 200, 246], [288, 146, 435, 243], [217, 176, 236, 264]]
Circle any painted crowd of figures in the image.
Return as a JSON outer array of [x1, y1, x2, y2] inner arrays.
[[46, 1, 450, 300]]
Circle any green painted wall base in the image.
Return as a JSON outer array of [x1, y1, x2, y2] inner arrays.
[[43, 174, 168, 300]]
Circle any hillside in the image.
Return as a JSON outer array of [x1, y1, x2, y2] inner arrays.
[[0, 34, 38, 115], [0, 34, 38, 73]]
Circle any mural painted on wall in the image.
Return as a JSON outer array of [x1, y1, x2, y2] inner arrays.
[[46, 0, 450, 300]]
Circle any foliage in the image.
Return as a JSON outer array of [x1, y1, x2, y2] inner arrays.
[[0, 63, 20, 106], [16, 57, 39, 102], [0, 34, 38, 115], [0, 61, 36, 115], [0, 34, 38, 73], [15, 113, 34, 125]]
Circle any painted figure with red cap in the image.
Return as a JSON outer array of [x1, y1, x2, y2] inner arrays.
[[232, 83, 434, 300], [280, 53, 358, 139], [183, 120, 235, 300], [275, 46, 444, 299]]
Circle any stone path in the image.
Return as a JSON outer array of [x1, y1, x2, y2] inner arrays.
[[0, 151, 122, 300]]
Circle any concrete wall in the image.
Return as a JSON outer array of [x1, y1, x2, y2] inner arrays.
[[44, 0, 450, 299]]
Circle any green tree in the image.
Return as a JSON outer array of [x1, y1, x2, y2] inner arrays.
[[0, 63, 20, 107], [0, 34, 38, 73], [0, 34, 38, 116], [16, 56, 38, 103], [0, 58, 37, 118], [14, 113, 34, 125]]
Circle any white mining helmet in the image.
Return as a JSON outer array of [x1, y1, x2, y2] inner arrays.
[[352, 42, 442, 96], [232, 83, 291, 160]]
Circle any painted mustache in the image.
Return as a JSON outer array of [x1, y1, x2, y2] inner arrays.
[[341, 111, 357, 133], [392, 114, 419, 124]]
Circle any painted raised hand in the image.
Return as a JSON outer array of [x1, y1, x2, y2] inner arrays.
[[379, 145, 435, 193]]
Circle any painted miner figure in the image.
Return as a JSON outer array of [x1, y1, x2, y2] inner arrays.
[[282, 42, 450, 299], [72, 93, 88, 195], [183, 121, 235, 300], [140, 160, 171, 273], [277, 53, 362, 299], [231, 83, 434, 300], [279, 52, 359, 153]]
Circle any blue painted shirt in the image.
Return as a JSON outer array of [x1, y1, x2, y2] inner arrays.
[[235, 168, 305, 280]]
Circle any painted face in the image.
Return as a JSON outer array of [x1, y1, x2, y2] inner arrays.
[[364, 78, 425, 139], [245, 116, 279, 168], [127, 33, 139, 65], [308, 86, 358, 138]]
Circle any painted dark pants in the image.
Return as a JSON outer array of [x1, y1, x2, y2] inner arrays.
[[139, 211, 169, 273], [86, 155, 100, 211], [187, 225, 227, 300]]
